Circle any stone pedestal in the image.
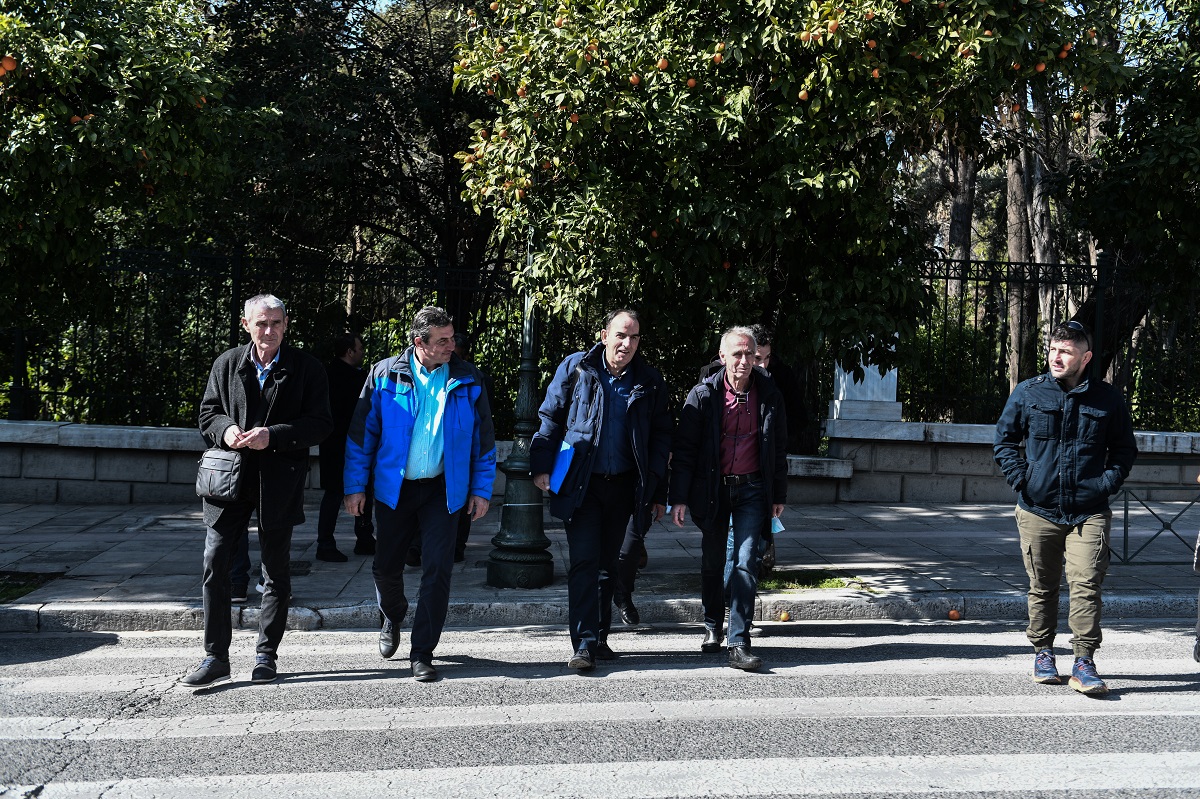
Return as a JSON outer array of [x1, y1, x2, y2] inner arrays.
[[828, 364, 903, 422]]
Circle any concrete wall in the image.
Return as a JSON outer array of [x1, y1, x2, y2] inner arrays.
[[822, 419, 1200, 503], [3, 419, 1198, 505], [0, 421, 513, 505]]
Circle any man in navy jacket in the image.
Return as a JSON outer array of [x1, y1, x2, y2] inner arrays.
[[994, 320, 1137, 695], [344, 306, 496, 682], [531, 309, 672, 670]]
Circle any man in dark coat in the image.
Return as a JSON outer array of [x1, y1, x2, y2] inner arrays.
[[531, 309, 672, 670], [670, 326, 788, 672], [316, 332, 373, 561], [182, 294, 332, 688]]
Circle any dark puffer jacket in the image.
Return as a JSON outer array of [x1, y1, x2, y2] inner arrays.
[[994, 372, 1138, 526], [529, 343, 672, 523]]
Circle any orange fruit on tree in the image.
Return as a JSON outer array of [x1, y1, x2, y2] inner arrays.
[[516, 85, 527, 97], [658, 57, 669, 70], [864, 9, 874, 19], [984, 29, 992, 36], [828, 19, 839, 33], [867, 39, 876, 49], [687, 77, 697, 88], [569, 113, 579, 123], [1058, 49, 1068, 58], [490, 1, 498, 9], [629, 72, 641, 85], [798, 89, 809, 100], [1035, 61, 1046, 72], [716, 42, 725, 52], [69, 115, 82, 124], [871, 67, 880, 78], [713, 53, 723, 63], [1, 55, 16, 72], [554, 16, 564, 27], [800, 30, 811, 43]]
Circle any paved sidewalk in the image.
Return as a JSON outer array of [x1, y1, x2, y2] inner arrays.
[[0, 500, 1197, 633]]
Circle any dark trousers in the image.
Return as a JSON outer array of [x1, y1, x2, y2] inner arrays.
[[700, 479, 768, 649], [203, 500, 292, 660], [615, 507, 652, 600], [317, 487, 375, 550], [564, 472, 636, 651], [373, 478, 459, 661]]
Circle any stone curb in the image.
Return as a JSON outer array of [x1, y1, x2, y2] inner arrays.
[[2, 590, 1195, 633]]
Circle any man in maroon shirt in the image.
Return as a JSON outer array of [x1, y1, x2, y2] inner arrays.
[[669, 327, 788, 671]]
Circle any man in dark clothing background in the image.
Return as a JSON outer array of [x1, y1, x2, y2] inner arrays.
[[317, 332, 374, 561]]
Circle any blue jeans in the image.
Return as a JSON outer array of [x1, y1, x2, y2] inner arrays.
[[701, 480, 768, 649], [564, 472, 636, 651], [373, 478, 459, 662]]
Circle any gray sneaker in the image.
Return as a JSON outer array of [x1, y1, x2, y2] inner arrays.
[[180, 656, 230, 687]]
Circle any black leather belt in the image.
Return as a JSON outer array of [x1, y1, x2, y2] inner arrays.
[[406, 475, 443, 485], [721, 472, 762, 486], [592, 471, 634, 481]]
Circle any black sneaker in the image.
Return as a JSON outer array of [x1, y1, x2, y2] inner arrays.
[[251, 654, 277, 684], [230, 585, 248, 603], [316, 547, 348, 563], [180, 656, 231, 687], [593, 641, 617, 660], [354, 538, 376, 556]]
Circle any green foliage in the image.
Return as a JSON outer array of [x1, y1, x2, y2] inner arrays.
[[453, 0, 1117, 375], [1073, 0, 1200, 304], [0, 0, 249, 322]]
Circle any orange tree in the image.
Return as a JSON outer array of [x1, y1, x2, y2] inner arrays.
[[0, 0, 252, 324], [454, 0, 1117, 377]]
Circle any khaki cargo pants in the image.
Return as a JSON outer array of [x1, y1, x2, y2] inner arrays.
[[1016, 505, 1111, 658]]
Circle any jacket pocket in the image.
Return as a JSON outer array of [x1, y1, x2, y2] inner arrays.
[[1029, 403, 1060, 441], [1079, 406, 1109, 443]]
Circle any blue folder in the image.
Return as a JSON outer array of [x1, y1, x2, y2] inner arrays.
[[549, 440, 573, 493]]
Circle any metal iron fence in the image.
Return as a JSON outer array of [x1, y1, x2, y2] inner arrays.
[[5, 253, 1200, 434]]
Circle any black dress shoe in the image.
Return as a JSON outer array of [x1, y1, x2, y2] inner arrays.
[[567, 648, 595, 670], [593, 641, 617, 660], [701, 627, 723, 653], [316, 547, 348, 563], [412, 660, 438, 682], [379, 619, 398, 659], [728, 645, 763, 671], [615, 597, 640, 625], [353, 538, 376, 556], [405, 549, 422, 567]]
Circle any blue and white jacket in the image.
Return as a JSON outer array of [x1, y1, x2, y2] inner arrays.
[[344, 348, 496, 512]]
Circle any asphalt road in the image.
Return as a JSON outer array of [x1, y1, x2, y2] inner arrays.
[[2, 619, 1199, 798]]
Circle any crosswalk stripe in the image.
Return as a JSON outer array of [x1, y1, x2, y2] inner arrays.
[[8, 752, 1200, 798], [4, 693, 1197, 740]]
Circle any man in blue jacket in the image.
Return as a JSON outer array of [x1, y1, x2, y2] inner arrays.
[[994, 320, 1137, 695], [531, 309, 672, 670], [343, 306, 496, 682]]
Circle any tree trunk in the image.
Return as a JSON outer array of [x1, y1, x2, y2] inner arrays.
[[1005, 105, 1038, 391], [946, 140, 978, 293]]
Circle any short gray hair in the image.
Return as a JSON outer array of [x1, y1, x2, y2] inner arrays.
[[243, 293, 286, 320], [719, 326, 757, 354], [410, 306, 454, 343]]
